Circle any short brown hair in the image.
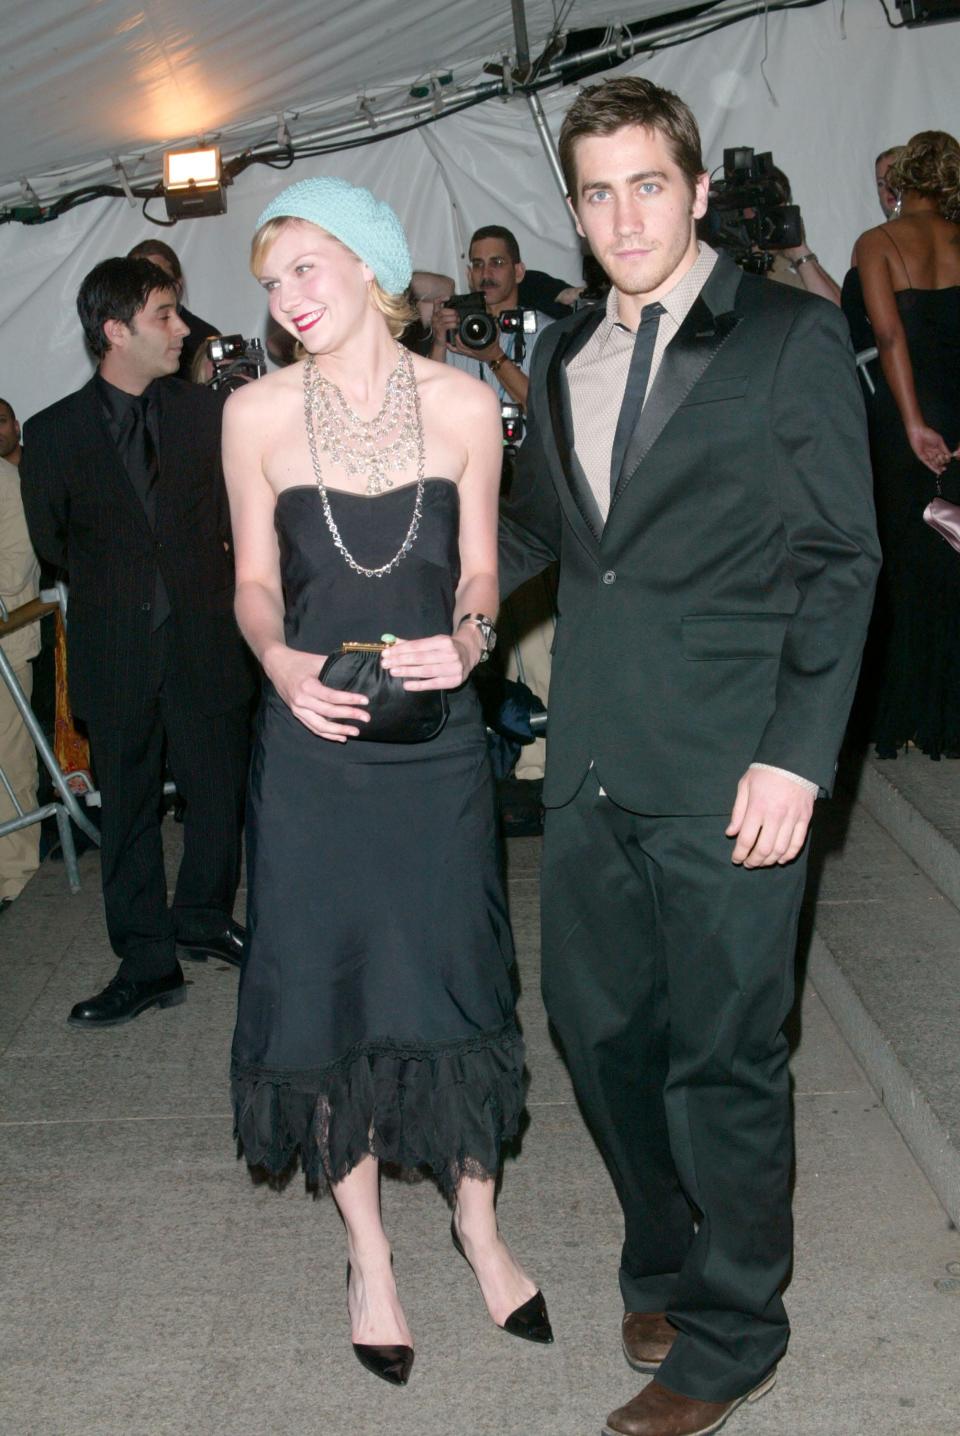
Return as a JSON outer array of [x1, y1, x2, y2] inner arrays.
[[469, 225, 521, 263], [249, 216, 415, 341], [559, 77, 704, 200], [887, 130, 960, 221]]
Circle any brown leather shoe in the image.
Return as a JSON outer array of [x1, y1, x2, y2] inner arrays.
[[621, 1312, 677, 1371], [603, 1372, 777, 1436]]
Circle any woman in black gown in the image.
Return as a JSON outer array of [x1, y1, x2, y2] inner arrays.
[[224, 178, 551, 1384], [855, 132, 960, 758]]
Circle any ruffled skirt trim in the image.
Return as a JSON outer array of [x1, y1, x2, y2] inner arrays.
[[231, 1021, 526, 1196]]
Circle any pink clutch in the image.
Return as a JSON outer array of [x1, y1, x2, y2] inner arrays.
[[923, 495, 960, 554]]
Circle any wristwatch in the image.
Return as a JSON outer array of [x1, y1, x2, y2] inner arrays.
[[457, 612, 497, 657]]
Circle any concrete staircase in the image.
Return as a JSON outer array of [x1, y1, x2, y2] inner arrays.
[[808, 749, 960, 1227]]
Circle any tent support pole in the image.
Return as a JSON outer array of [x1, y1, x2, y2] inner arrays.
[[525, 91, 568, 206], [512, 0, 532, 76]]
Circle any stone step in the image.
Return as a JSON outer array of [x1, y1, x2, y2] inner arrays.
[[807, 786, 960, 1226], [853, 749, 960, 914]]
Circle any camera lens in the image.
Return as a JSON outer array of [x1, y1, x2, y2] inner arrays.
[[460, 312, 498, 350]]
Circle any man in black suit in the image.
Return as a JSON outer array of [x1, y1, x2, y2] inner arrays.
[[499, 80, 880, 1436], [21, 258, 255, 1028]]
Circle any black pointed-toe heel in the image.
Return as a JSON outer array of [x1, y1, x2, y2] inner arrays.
[[450, 1218, 554, 1345], [346, 1263, 414, 1386], [352, 1341, 415, 1386], [503, 1288, 554, 1344]]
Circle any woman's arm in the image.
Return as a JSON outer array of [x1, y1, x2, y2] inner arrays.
[[856, 228, 952, 474], [222, 382, 370, 739], [381, 377, 502, 688]]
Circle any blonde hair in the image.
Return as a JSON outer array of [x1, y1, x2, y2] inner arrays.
[[888, 130, 960, 221], [249, 216, 415, 340]]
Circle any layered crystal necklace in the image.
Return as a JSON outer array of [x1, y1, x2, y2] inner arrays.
[[303, 343, 426, 579]]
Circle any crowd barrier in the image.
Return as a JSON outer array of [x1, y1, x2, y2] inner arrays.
[[0, 585, 100, 893]]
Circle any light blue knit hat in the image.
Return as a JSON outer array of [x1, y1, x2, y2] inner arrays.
[[255, 177, 412, 295]]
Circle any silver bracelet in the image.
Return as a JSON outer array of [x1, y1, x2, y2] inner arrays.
[[789, 252, 818, 273]]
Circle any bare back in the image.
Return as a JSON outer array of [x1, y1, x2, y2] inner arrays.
[[864, 213, 960, 293]]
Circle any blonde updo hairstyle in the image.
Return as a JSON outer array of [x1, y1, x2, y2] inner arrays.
[[887, 130, 960, 222], [250, 216, 415, 354]]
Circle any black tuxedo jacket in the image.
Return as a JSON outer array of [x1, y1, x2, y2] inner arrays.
[[500, 253, 881, 815], [21, 375, 255, 724]]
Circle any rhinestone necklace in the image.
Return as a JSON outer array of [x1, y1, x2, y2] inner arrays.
[[303, 344, 426, 579], [304, 342, 419, 496]]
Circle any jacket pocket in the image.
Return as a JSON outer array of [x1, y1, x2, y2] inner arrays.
[[681, 613, 791, 660], [677, 375, 748, 407]]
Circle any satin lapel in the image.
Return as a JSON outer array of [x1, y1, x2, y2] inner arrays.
[[80, 379, 154, 538], [610, 256, 743, 517], [546, 309, 605, 549]]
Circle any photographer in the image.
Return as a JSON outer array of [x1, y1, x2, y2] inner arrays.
[[430, 226, 551, 411], [432, 227, 555, 820], [704, 150, 841, 305]]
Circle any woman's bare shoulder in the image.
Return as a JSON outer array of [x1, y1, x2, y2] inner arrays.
[[856, 222, 893, 254]]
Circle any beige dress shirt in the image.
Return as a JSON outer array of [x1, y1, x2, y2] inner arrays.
[[568, 243, 718, 523]]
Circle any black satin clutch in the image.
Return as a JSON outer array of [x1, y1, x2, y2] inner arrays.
[[319, 642, 449, 743]]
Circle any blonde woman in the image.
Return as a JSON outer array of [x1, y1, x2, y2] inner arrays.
[[224, 178, 552, 1386]]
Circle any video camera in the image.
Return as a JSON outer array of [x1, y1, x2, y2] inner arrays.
[[446, 292, 537, 352], [702, 148, 803, 274], [204, 334, 267, 391]]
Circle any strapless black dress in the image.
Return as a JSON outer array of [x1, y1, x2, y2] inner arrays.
[[231, 480, 524, 1193], [866, 288, 960, 757]]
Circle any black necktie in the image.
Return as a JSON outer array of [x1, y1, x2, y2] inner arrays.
[[609, 301, 665, 499], [121, 393, 169, 629], [123, 394, 160, 528]]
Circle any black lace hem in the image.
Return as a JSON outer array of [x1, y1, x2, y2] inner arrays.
[[231, 1022, 526, 1197]]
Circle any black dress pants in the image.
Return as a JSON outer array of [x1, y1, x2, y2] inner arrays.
[[540, 773, 808, 1403], [85, 621, 250, 982]]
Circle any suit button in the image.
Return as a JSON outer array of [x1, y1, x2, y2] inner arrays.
[[602, 569, 616, 585], [141, 602, 152, 612]]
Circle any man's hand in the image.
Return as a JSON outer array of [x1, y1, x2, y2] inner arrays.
[[430, 300, 505, 364], [726, 767, 814, 867]]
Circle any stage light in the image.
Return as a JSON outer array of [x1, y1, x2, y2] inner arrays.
[[162, 146, 226, 219]]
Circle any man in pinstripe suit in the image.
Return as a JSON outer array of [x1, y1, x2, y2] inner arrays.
[[21, 257, 256, 1028]]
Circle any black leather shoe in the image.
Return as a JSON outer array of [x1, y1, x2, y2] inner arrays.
[[346, 1263, 414, 1386], [176, 919, 245, 967], [451, 1218, 554, 1344], [68, 967, 186, 1028]]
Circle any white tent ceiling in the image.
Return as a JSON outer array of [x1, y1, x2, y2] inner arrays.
[[2, 0, 958, 426], [1, 0, 700, 201]]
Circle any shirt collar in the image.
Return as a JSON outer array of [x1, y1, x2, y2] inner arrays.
[[597, 242, 719, 349]]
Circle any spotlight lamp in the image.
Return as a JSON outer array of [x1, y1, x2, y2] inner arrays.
[[162, 146, 226, 219]]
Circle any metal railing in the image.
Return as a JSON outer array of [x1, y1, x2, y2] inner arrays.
[[0, 587, 100, 893]]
